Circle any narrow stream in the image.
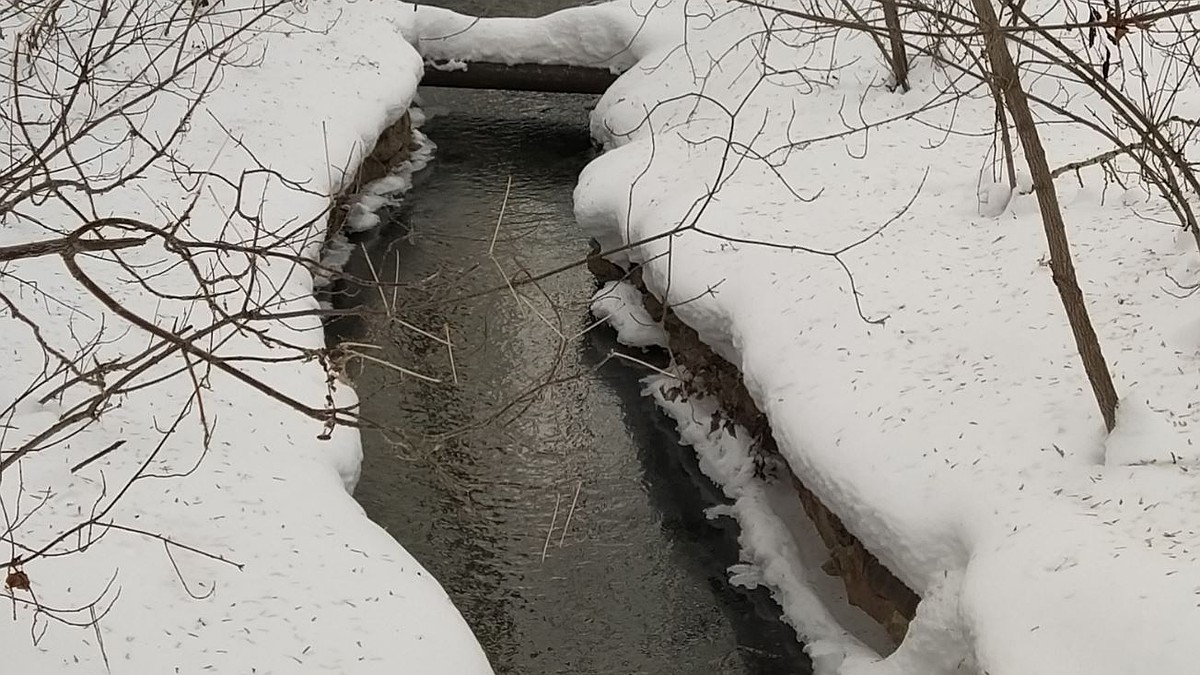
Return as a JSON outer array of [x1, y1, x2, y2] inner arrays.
[[328, 4, 812, 672]]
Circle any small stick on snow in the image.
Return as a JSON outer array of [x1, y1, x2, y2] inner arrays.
[[445, 323, 458, 385], [89, 605, 110, 673], [558, 481, 582, 547], [541, 493, 562, 563], [70, 439, 127, 474]]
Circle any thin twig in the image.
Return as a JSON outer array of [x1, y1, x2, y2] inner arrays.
[[360, 243, 391, 317], [445, 323, 458, 385], [610, 351, 685, 380], [540, 493, 562, 563], [337, 344, 442, 383], [558, 481, 582, 547], [488, 176, 513, 258], [89, 605, 110, 673], [69, 440, 127, 474]]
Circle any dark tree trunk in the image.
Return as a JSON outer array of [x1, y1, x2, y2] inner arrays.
[[881, 0, 910, 91], [972, 0, 1119, 431]]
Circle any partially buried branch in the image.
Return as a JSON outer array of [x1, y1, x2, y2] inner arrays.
[[0, 234, 148, 262]]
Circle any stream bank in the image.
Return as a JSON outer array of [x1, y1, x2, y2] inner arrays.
[[596, 265, 921, 644]]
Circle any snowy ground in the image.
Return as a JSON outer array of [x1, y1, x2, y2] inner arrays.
[[1, 1, 493, 672], [564, 0, 1200, 673]]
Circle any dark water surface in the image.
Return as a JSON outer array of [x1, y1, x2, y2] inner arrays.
[[332, 3, 812, 673]]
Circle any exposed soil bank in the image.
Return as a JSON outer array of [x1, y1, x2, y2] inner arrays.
[[592, 259, 921, 645], [327, 111, 418, 237]]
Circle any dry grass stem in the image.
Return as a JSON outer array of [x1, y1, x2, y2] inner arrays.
[[558, 481, 583, 547], [540, 492, 562, 563]]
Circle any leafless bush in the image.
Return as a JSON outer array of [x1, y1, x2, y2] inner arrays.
[[706, 0, 1200, 428], [0, 0, 410, 643]]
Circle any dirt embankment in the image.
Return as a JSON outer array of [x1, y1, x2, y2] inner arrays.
[[590, 254, 920, 645], [328, 112, 418, 235]]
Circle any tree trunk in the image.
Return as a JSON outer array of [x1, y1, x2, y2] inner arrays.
[[991, 76, 1017, 187], [880, 0, 910, 92], [971, 0, 1118, 431]]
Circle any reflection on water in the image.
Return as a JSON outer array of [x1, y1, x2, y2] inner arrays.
[[329, 13, 812, 673]]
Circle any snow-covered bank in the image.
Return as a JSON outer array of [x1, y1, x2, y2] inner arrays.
[[1, 1, 490, 672], [645, 367, 897, 671], [411, 4, 651, 72], [317, 111, 436, 289], [563, 1, 1200, 674]]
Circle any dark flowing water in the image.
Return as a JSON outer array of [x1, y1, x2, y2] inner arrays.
[[329, 3, 812, 673]]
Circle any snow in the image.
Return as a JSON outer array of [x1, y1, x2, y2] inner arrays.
[[977, 183, 1013, 218], [346, 130, 437, 235], [561, 1, 1200, 674], [590, 280, 668, 348], [1, 1, 491, 672], [646, 368, 894, 671], [411, 3, 653, 72]]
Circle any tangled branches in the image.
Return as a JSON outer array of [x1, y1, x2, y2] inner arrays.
[[688, 0, 1200, 428], [0, 0, 403, 647]]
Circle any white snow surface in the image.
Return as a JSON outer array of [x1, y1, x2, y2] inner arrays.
[[562, 1, 1200, 674], [411, 3, 656, 72], [0, 1, 494, 672], [590, 280, 669, 348]]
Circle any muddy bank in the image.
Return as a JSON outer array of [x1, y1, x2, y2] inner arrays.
[[592, 258, 921, 645]]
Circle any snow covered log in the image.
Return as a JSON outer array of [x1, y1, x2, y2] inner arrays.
[[421, 61, 618, 94]]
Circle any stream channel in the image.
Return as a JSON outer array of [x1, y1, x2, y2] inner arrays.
[[328, 2, 811, 672]]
